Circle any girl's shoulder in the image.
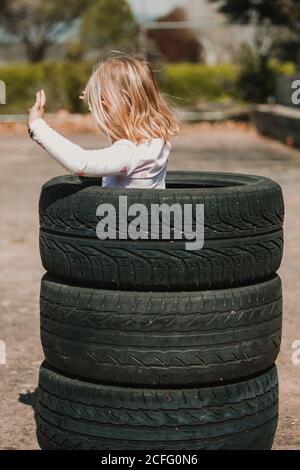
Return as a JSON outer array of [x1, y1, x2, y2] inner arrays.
[[117, 137, 170, 146], [112, 138, 171, 161]]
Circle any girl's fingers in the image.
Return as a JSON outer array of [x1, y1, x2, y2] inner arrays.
[[41, 89, 46, 108], [37, 90, 42, 108], [29, 90, 45, 119], [33, 91, 40, 109]]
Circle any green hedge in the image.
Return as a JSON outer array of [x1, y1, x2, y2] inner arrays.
[[269, 59, 296, 76], [158, 63, 240, 106], [0, 60, 296, 114], [0, 61, 93, 114]]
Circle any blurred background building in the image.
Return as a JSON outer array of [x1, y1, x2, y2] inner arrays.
[[134, 0, 258, 64], [0, 0, 261, 65]]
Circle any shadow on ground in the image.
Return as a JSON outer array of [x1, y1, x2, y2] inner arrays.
[[19, 389, 38, 411]]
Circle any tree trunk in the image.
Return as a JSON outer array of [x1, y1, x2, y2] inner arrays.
[[24, 40, 49, 63], [259, 53, 273, 102]]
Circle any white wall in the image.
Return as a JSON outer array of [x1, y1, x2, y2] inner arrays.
[[180, 0, 257, 64], [181, 0, 224, 22]]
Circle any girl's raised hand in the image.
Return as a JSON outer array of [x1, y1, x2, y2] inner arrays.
[[28, 89, 46, 126]]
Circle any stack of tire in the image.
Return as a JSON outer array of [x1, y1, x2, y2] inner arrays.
[[36, 171, 284, 450]]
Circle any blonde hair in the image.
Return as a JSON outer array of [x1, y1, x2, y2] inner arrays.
[[84, 55, 180, 144]]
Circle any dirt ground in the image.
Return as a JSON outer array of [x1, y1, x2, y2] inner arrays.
[[1, 121, 300, 450]]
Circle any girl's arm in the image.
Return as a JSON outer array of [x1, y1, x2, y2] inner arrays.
[[27, 90, 134, 177], [29, 118, 134, 177]]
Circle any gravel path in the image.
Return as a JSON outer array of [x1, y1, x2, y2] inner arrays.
[[0, 122, 299, 450]]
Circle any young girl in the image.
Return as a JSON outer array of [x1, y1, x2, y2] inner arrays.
[[27, 55, 180, 189]]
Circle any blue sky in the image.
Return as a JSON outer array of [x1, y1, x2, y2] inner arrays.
[[128, 0, 182, 20]]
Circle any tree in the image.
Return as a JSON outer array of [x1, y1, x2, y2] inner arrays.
[[209, 0, 300, 57], [80, 0, 138, 54], [148, 7, 204, 63], [209, 0, 300, 101], [209, 0, 300, 32], [0, 0, 89, 62]]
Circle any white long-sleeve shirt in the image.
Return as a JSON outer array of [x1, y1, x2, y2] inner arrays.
[[28, 118, 171, 188]]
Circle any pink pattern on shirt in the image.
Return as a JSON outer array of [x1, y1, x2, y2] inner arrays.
[[120, 166, 128, 175]]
